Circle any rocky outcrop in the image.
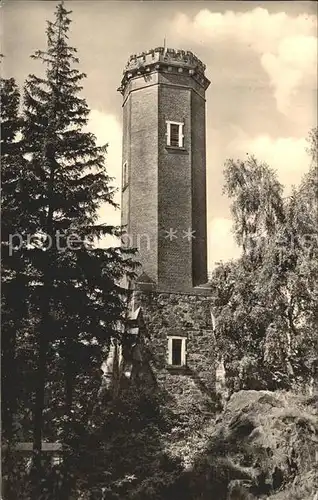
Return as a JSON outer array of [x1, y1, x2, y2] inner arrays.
[[181, 390, 318, 500]]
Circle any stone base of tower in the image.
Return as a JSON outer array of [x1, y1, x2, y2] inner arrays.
[[130, 284, 219, 418]]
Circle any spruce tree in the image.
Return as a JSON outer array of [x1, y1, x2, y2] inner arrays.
[[1, 74, 23, 444], [19, 1, 135, 494], [1, 70, 43, 499], [1, 73, 30, 499]]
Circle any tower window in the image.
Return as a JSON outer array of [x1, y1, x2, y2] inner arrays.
[[123, 161, 128, 188], [167, 336, 187, 367], [166, 121, 184, 148]]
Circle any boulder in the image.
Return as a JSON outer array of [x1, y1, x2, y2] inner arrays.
[[188, 390, 318, 499]]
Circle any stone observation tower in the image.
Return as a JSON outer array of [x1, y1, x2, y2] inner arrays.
[[112, 48, 216, 408], [118, 47, 210, 292]]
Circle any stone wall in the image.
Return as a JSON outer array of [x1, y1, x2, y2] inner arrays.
[[133, 289, 218, 418]]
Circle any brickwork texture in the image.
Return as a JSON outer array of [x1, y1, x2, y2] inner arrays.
[[120, 48, 210, 292]]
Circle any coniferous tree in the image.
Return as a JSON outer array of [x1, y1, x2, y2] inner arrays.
[[1, 70, 41, 499], [1, 72, 30, 500], [1, 74, 23, 444], [15, 2, 136, 494]]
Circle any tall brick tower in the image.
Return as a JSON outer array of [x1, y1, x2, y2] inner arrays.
[[110, 49, 216, 407], [118, 47, 210, 292]]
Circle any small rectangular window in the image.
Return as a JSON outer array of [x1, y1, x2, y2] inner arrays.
[[123, 161, 128, 188], [172, 338, 182, 365], [170, 124, 180, 147], [166, 121, 184, 148], [167, 336, 186, 367]]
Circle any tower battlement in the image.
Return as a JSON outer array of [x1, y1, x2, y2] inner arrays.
[[118, 47, 210, 94]]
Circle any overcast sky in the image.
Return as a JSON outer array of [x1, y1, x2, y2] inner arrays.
[[2, 1, 317, 270]]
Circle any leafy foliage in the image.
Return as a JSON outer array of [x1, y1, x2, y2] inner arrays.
[[61, 385, 183, 499], [211, 132, 318, 392]]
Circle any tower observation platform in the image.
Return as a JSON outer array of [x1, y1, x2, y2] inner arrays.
[[118, 47, 210, 95]]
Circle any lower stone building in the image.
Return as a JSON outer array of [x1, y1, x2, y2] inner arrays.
[[135, 281, 215, 391], [102, 274, 218, 415]]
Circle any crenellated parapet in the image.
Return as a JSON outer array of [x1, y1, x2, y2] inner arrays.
[[118, 47, 210, 94]]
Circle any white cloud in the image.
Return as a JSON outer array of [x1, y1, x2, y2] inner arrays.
[[207, 128, 310, 267], [261, 34, 317, 114], [229, 131, 310, 193], [87, 109, 122, 185], [86, 109, 122, 247], [172, 7, 317, 114], [208, 217, 241, 270]]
